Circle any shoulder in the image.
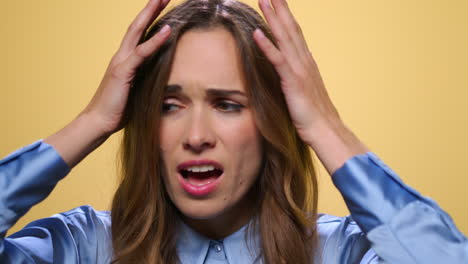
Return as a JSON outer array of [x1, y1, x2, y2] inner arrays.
[[49, 205, 112, 242], [56, 204, 111, 226], [23, 204, 112, 244], [317, 213, 362, 237], [6, 205, 113, 263], [19, 204, 111, 232], [315, 214, 378, 263]]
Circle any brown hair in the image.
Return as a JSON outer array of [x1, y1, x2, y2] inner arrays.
[[111, 0, 319, 263]]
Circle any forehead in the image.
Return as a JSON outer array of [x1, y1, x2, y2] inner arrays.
[[167, 27, 246, 92]]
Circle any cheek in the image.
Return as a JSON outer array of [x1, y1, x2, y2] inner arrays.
[[158, 120, 183, 196], [218, 115, 263, 180], [159, 119, 183, 153], [217, 114, 259, 144], [159, 119, 184, 183]]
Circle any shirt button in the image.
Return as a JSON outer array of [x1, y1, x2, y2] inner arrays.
[[214, 244, 222, 252]]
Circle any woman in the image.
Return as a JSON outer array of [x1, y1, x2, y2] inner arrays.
[[0, 0, 466, 263]]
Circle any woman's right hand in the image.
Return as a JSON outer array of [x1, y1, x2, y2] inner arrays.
[[82, 0, 172, 136], [45, 0, 171, 167]]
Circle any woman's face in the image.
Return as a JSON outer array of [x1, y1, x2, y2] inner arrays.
[[159, 27, 263, 232]]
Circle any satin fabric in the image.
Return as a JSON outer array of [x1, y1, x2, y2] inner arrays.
[[0, 140, 466, 263]]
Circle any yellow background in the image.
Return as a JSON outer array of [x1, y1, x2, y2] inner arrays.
[[2, 0, 467, 236]]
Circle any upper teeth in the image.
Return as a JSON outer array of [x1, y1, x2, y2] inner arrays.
[[185, 165, 216, 173]]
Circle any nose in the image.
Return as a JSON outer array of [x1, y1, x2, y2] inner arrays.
[[182, 107, 216, 153]]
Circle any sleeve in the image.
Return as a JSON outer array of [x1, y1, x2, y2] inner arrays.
[[331, 152, 468, 264], [0, 140, 75, 262]]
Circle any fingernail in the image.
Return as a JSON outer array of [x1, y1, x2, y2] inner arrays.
[[160, 24, 170, 34], [255, 29, 266, 39]]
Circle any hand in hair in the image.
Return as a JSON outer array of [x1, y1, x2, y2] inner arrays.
[[253, 0, 369, 174], [44, 0, 172, 168], [83, 0, 172, 135]]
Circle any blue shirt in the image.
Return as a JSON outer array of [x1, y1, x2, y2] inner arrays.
[[0, 140, 466, 263]]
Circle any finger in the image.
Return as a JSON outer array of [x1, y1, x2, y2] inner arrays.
[[253, 29, 294, 82], [118, 0, 170, 57], [120, 0, 169, 53], [119, 25, 171, 79], [270, 0, 309, 54], [258, 0, 300, 67]]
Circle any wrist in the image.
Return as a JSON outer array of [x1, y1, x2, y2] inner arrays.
[[304, 119, 369, 175], [44, 113, 110, 168], [75, 112, 113, 140], [302, 118, 344, 146]]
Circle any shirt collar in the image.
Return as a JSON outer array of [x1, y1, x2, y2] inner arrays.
[[176, 219, 261, 264]]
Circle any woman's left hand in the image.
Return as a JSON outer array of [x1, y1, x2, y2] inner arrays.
[[253, 0, 368, 173], [253, 0, 340, 143]]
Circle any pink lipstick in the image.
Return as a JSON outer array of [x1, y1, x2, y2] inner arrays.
[[177, 160, 224, 196]]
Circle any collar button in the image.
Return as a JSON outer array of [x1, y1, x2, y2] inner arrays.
[[213, 244, 222, 252]]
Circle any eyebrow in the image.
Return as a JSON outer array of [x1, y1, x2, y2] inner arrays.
[[165, 84, 247, 97]]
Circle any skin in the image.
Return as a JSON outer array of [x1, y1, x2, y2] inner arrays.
[[159, 28, 263, 239], [45, 0, 369, 239]]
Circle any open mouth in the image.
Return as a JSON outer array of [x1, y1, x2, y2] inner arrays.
[[180, 168, 224, 186], [177, 161, 225, 196]]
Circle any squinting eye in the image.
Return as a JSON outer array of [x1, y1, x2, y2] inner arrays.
[[215, 101, 244, 113], [162, 103, 181, 114]]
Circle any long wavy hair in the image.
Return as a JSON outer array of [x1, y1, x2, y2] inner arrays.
[[110, 0, 319, 263]]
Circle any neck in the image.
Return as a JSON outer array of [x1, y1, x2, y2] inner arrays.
[[181, 190, 259, 240]]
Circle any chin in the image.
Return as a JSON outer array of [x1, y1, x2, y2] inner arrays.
[[175, 198, 229, 220]]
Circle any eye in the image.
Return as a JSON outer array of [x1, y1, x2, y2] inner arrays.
[[162, 103, 180, 114], [162, 98, 182, 114], [214, 100, 244, 113]]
